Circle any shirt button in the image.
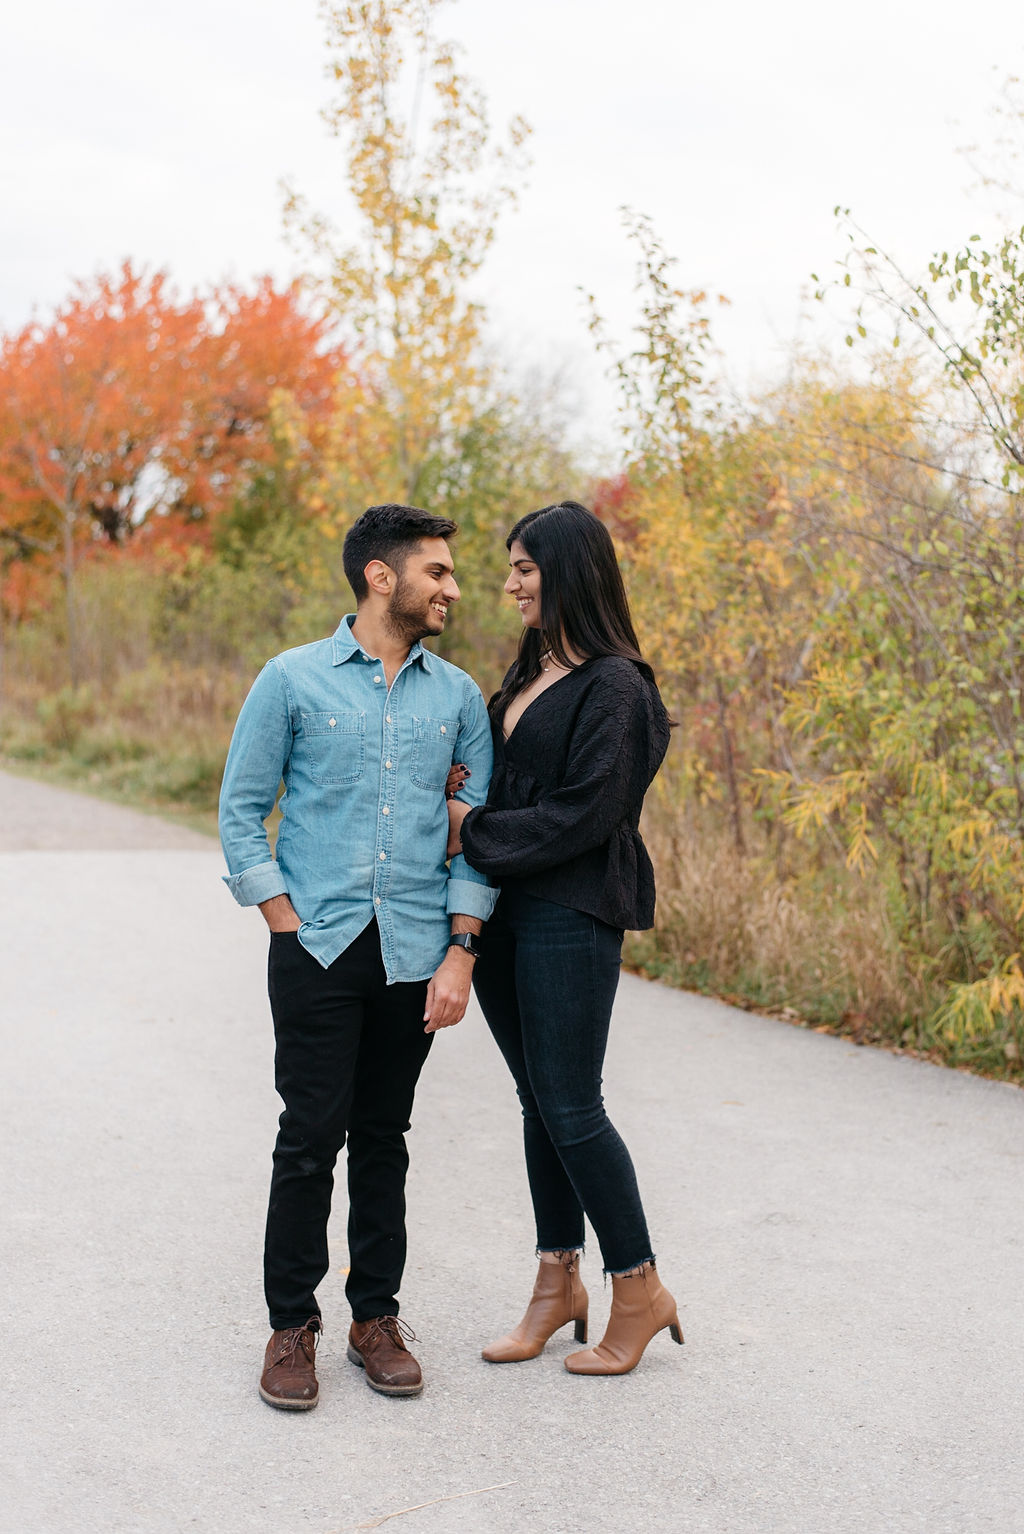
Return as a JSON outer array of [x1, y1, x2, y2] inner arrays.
[[385, 760, 392, 769], [382, 805, 390, 815], [379, 851, 386, 860], [328, 717, 336, 728], [374, 897, 381, 906], [440, 725, 446, 734], [386, 715, 392, 723], [374, 675, 382, 683]]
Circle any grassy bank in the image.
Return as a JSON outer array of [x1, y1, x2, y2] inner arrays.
[[626, 795, 1024, 1086], [0, 668, 231, 837]]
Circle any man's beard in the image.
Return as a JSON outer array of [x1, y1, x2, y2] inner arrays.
[[384, 572, 436, 645]]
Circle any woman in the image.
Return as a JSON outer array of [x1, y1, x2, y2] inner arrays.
[[446, 500, 682, 1376]]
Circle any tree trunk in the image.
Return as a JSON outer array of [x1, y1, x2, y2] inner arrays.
[[63, 511, 79, 689]]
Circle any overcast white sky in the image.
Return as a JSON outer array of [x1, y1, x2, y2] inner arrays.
[[3, 0, 1022, 435]]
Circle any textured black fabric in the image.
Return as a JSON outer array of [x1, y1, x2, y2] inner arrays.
[[460, 656, 671, 931]]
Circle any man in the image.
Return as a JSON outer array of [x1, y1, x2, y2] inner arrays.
[[219, 504, 495, 1407]]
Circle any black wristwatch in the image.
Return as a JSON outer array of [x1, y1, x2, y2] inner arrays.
[[448, 933, 483, 959]]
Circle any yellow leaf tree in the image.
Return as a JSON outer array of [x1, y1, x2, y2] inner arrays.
[[285, 0, 531, 508]]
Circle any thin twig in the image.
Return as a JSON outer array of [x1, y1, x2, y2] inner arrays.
[[329, 1481, 516, 1533]]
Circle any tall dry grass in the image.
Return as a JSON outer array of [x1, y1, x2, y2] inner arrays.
[[629, 785, 926, 1051]]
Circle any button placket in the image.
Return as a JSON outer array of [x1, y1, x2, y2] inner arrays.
[[373, 678, 398, 909], [373, 673, 396, 974]]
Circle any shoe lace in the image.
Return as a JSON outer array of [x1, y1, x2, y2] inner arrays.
[[277, 1317, 321, 1361], [363, 1315, 417, 1348]]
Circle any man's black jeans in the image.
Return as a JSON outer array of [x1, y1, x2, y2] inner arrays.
[[264, 919, 433, 1330], [471, 889, 654, 1274]]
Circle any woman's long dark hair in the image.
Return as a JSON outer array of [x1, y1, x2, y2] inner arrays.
[[490, 500, 656, 724]]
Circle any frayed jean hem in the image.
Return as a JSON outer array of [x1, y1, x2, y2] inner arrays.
[[604, 1252, 657, 1278]]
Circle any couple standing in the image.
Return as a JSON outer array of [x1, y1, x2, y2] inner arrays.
[[218, 500, 680, 1409]]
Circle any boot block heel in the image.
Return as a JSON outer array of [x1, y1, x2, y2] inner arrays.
[[574, 1315, 588, 1344]]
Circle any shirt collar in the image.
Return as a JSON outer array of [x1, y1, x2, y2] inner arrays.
[[330, 615, 433, 672]]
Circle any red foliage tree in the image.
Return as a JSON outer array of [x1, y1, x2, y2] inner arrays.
[[0, 263, 343, 679], [591, 471, 641, 543], [163, 276, 342, 528]]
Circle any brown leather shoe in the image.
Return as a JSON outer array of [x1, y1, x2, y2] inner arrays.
[[259, 1317, 321, 1409], [347, 1316, 423, 1396]]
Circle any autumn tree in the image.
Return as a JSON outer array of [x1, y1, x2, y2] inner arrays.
[[161, 277, 343, 532], [274, 0, 552, 677], [0, 265, 343, 681], [584, 213, 825, 855], [0, 267, 194, 676], [772, 211, 1024, 1055], [284, 0, 531, 505]]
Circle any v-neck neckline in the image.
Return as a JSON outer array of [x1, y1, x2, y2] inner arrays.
[[502, 666, 581, 744]]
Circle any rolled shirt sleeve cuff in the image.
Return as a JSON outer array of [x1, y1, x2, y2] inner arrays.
[[222, 860, 289, 907], [446, 875, 499, 922]]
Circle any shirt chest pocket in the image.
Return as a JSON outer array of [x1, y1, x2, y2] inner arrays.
[[300, 710, 365, 785], [410, 715, 458, 791]]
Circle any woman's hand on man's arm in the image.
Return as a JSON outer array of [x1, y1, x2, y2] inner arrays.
[[445, 756, 475, 855]]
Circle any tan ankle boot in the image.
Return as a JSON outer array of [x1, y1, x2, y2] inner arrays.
[[563, 1264, 683, 1375], [482, 1251, 588, 1363]]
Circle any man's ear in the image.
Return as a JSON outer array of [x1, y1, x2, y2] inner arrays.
[[364, 560, 393, 598]]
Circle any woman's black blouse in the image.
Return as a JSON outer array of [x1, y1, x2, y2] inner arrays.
[[459, 655, 671, 931]]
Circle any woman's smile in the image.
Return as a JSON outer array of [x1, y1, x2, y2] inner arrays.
[[505, 538, 542, 627]]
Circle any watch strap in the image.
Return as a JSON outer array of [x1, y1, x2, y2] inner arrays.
[[448, 932, 482, 958]]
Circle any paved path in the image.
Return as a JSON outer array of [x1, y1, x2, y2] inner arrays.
[[1, 768, 1022, 1534]]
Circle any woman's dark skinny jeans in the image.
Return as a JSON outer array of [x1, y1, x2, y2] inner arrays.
[[472, 888, 654, 1273]]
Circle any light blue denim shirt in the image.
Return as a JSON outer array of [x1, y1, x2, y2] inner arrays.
[[219, 616, 497, 979]]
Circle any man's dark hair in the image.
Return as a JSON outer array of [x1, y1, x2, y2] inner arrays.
[[342, 503, 458, 601]]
